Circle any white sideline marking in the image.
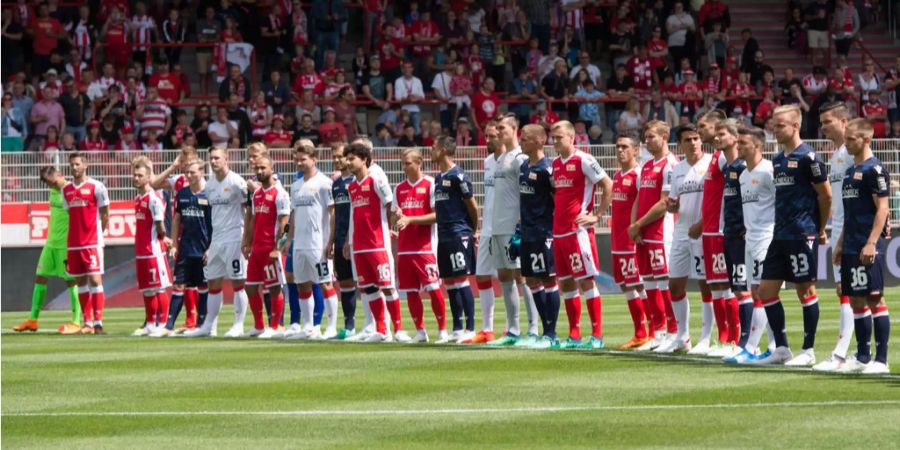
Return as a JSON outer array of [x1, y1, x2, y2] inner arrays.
[[6, 400, 900, 417]]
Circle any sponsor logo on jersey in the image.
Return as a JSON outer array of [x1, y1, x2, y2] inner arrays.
[[678, 179, 704, 194], [612, 192, 630, 201], [519, 184, 535, 194], [135, 211, 146, 220], [554, 176, 574, 188], [640, 178, 657, 188], [401, 199, 425, 210], [434, 191, 450, 201], [352, 198, 371, 207], [255, 204, 272, 214], [653, 166, 662, 173], [724, 186, 739, 197], [842, 186, 860, 199], [774, 174, 795, 186]]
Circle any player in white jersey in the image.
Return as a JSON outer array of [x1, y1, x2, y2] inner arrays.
[[285, 144, 340, 340], [186, 148, 251, 337], [813, 101, 857, 371], [486, 115, 539, 347], [728, 126, 777, 364], [465, 121, 502, 344], [658, 124, 712, 353]]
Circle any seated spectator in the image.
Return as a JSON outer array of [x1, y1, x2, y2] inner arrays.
[[754, 88, 778, 127], [885, 56, 900, 124], [747, 51, 774, 88], [541, 60, 569, 117], [605, 64, 634, 132], [422, 120, 441, 146], [30, 86, 65, 148], [450, 63, 474, 124], [510, 67, 538, 127], [617, 97, 645, 138], [79, 120, 109, 151], [208, 107, 238, 149], [333, 87, 358, 141], [262, 70, 290, 114], [225, 94, 252, 145], [570, 50, 601, 86], [318, 107, 347, 145], [537, 42, 564, 82], [588, 124, 604, 145], [171, 63, 192, 100], [100, 114, 122, 147], [59, 79, 90, 143], [142, 129, 163, 151], [59, 132, 77, 151], [166, 110, 194, 149], [190, 104, 213, 148], [472, 77, 501, 132], [453, 117, 477, 147], [858, 60, 880, 103], [263, 114, 293, 148], [324, 70, 354, 101], [887, 120, 900, 139], [296, 90, 322, 124], [802, 66, 829, 97], [295, 113, 320, 147], [575, 78, 604, 127], [148, 61, 184, 105], [830, 67, 856, 100], [530, 101, 560, 134], [862, 96, 888, 138], [219, 64, 251, 103], [397, 124, 422, 147], [644, 90, 679, 130], [248, 91, 272, 142], [730, 72, 754, 120], [292, 58, 324, 101], [373, 123, 398, 147], [41, 125, 61, 153]]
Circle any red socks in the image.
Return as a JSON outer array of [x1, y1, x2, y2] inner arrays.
[[428, 289, 446, 331], [368, 293, 387, 335], [713, 296, 729, 343], [564, 292, 582, 340], [387, 299, 403, 331], [142, 294, 154, 323], [155, 291, 169, 326], [626, 292, 648, 339], [645, 284, 666, 334], [184, 288, 198, 328], [407, 291, 425, 330], [270, 292, 284, 329], [90, 287, 105, 323], [661, 287, 676, 334], [726, 296, 740, 344], [249, 290, 265, 330], [585, 289, 602, 338]]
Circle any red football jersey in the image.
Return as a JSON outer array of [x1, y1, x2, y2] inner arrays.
[[105, 22, 127, 46], [62, 178, 110, 249], [79, 138, 108, 151], [263, 130, 292, 146], [251, 185, 290, 252], [611, 167, 641, 252], [636, 154, 677, 242], [134, 190, 166, 257], [552, 150, 608, 236], [393, 176, 436, 254], [349, 174, 393, 252], [701, 150, 726, 234]]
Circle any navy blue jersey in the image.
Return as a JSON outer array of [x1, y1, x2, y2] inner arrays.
[[174, 186, 212, 257], [772, 143, 828, 240], [519, 156, 554, 241], [434, 165, 474, 240], [722, 158, 747, 239], [841, 156, 890, 254], [332, 174, 354, 245]]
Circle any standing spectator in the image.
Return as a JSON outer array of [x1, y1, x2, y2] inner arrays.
[[698, 0, 730, 34], [411, 11, 441, 72], [101, 6, 131, 79], [361, 55, 393, 113], [263, 114, 292, 148], [40, 125, 61, 153], [778, 68, 802, 98], [130, 2, 157, 67], [148, 61, 183, 106], [259, 4, 288, 79], [3, 8, 25, 79], [802, 66, 829, 97], [858, 59, 880, 104], [608, 21, 635, 69], [318, 107, 347, 145], [161, 9, 186, 65], [375, 23, 403, 82], [432, 60, 455, 131], [291, 0, 309, 48], [616, 96, 645, 137], [195, 6, 222, 96], [218, 64, 251, 103], [115, 121, 139, 150], [295, 113, 320, 146], [2, 93, 27, 150], [333, 87, 358, 141], [137, 85, 171, 140], [190, 104, 213, 148], [11, 81, 34, 137], [261, 70, 290, 114], [65, 49, 88, 86], [605, 64, 634, 132], [311, 0, 347, 68], [394, 61, 425, 134], [291, 58, 324, 100], [520, 0, 551, 52], [627, 46, 654, 93], [541, 60, 569, 117], [560, 0, 586, 49], [472, 77, 501, 132], [352, 47, 369, 93], [171, 63, 192, 99], [647, 26, 669, 82], [832, 0, 859, 58], [165, 110, 193, 148], [225, 94, 252, 145], [30, 86, 65, 147], [29, 3, 65, 76], [362, 0, 387, 54], [569, 50, 601, 86], [59, 78, 91, 143], [739, 28, 759, 74], [704, 21, 729, 69], [537, 41, 565, 82], [452, 117, 476, 146], [785, 7, 807, 51], [883, 56, 900, 125], [666, 2, 695, 70], [248, 91, 272, 142], [439, 9, 466, 49], [504, 10, 531, 77], [747, 51, 774, 89], [69, 6, 95, 65], [804, 0, 829, 66], [510, 67, 538, 127], [207, 107, 238, 149]]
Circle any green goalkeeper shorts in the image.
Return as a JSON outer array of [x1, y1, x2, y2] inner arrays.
[[36, 247, 74, 280]]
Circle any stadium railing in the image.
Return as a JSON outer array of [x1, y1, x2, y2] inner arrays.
[[3, 140, 898, 230]]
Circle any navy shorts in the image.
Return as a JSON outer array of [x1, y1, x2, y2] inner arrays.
[[724, 236, 748, 292], [174, 255, 206, 286], [334, 241, 354, 281], [437, 234, 476, 278], [520, 238, 556, 278], [762, 238, 818, 283], [284, 242, 294, 272], [841, 252, 885, 297]]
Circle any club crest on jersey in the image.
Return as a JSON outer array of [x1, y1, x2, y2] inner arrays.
[[198, 198, 208, 205], [566, 164, 576, 171], [853, 172, 863, 180], [787, 161, 798, 168], [80, 189, 90, 194], [729, 172, 738, 179], [416, 187, 427, 194], [362, 184, 371, 191], [265, 194, 273, 201], [528, 172, 538, 180], [442, 180, 451, 187], [140, 201, 148, 208], [653, 166, 662, 173]]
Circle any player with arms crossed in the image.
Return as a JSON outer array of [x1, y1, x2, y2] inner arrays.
[[550, 120, 612, 349], [518, 124, 561, 348], [392, 148, 448, 343], [285, 144, 340, 340], [130, 157, 174, 336], [62, 152, 110, 334], [756, 104, 832, 366], [832, 118, 891, 374], [327, 143, 359, 339], [657, 124, 711, 353], [611, 136, 651, 349], [186, 148, 251, 337], [12, 166, 83, 334], [729, 126, 777, 364], [813, 102, 857, 371], [244, 156, 290, 339], [158, 159, 212, 336], [431, 136, 480, 343], [629, 120, 677, 350]]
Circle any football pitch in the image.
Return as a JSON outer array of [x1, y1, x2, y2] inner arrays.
[[3, 288, 900, 449]]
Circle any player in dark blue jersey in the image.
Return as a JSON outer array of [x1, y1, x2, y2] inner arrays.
[[160, 159, 212, 336], [326, 143, 358, 339], [757, 105, 832, 366], [832, 119, 891, 374], [517, 124, 560, 348], [431, 135, 480, 342]]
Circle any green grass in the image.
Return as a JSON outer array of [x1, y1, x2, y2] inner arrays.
[[3, 288, 900, 449]]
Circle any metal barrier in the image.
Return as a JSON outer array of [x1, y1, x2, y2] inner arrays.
[[3, 140, 899, 227]]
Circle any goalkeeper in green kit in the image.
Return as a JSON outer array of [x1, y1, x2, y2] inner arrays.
[[12, 166, 82, 334]]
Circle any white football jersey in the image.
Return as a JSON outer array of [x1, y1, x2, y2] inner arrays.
[[671, 153, 711, 234], [205, 170, 248, 243], [480, 153, 499, 237], [828, 144, 852, 231], [291, 171, 334, 251], [491, 146, 527, 235], [739, 159, 776, 240]]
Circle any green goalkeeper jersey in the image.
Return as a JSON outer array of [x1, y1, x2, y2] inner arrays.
[[46, 187, 69, 249]]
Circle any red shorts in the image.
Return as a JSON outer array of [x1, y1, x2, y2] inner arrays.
[[636, 242, 669, 278], [247, 250, 286, 288], [353, 250, 394, 288], [612, 252, 642, 287], [66, 247, 104, 277], [397, 253, 441, 292], [136, 254, 171, 291], [552, 228, 599, 280], [702, 234, 729, 284]]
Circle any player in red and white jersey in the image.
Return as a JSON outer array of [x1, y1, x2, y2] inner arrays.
[[151, 146, 196, 194], [344, 142, 398, 343], [611, 136, 651, 349], [628, 120, 677, 350], [137, 86, 171, 139], [550, 120, 612, 349], [696, 110, 740, 356], [129, 157, 173, 337], [61, 152, 110, 334], [392, 148, 448, 344], [244, 156, 291, 339]]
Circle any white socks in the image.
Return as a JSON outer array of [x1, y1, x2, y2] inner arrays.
[[232, 289, 248, 328], [833, 301, 854, 359], [519, 283, 539, 335], [300, 294, 315, 330], [325, 290, 339, 332], [502, 281, 520, 336], [700, 299, 714, 343], [672, 294, 690, 341], [206, 291, 224, 332], [479, 285, 495, 332], [746, 304, 769, 354]]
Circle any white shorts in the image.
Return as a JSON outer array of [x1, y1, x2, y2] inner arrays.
[[745, 235, 773, 287], [293, 247, 333, 285], [831, 224, 843, 282], [476, 235, 497, 276], [669, 235, 705, 280], [204, 241, 247, 281], [490, 234, 520, 270]]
